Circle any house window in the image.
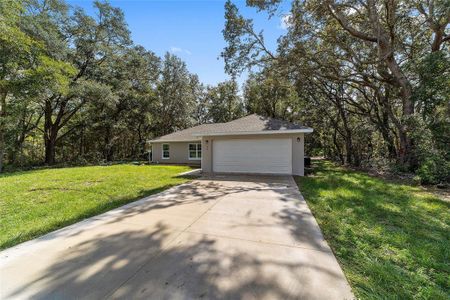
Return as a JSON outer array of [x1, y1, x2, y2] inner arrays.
[[188, 143, 202, 160], [162, 144, 170, 159]]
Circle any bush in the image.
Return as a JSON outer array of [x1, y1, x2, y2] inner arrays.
[[409, 116, 450, 185], [416, 154, 450, 185]]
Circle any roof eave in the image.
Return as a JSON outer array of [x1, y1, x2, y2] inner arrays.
[[192, 128, 314, 137], [148, 138, 202, 143]]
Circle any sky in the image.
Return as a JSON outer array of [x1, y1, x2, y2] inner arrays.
[[66, 0, 291, 86]]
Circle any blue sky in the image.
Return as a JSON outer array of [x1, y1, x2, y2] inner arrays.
[[67, 0, 290, 86]]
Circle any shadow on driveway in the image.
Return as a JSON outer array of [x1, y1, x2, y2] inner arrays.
[[1, 175, 353, 299]]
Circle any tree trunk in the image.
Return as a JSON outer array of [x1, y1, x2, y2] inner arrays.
[[335, 95, 356, 165], [137, 123, 146, 159], [367, 0, 415, 167], [44, 136, 57, 165], [44, 126, 58, 165], [332, 126, 345, 164], [379, 126, 397, 158], [79, 126, 85, 157], [104, 127, 114, 162], [384, 55, 414, 166], [330, 0, 416, 168], [10, 134, 25, 166], [377, 88, 397, 158], [0, 91, 7, 173], [43, 100, 58, 165], [10, 110, 27, 165]]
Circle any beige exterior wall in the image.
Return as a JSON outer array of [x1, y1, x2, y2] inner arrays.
[[201, 137, 212, 172], [151, 141, 201, 165], [201, 133, 305, 176], [292, 133, 305, 176], [151, 134, 306, 175]]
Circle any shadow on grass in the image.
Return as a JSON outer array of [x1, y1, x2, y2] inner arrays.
[[2, 174, 298, 250], [295, 160, 449, 299]]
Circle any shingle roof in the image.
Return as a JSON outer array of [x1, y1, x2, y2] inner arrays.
[[149, 114, 313, 142], [148, 124, 221, 142]]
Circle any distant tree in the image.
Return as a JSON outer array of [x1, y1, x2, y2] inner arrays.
[[190, 76, 209, 125], [22, 0, 131, 164], [0, 0, 31, 172], [79, 46, 159, 161], [155, 53, 198, 136], [0, 0, 74, 171], [206, 80, 244, 123], [244, 73, 300, 120], [0, 0, 215, 169], [221, 0, 277, 78], [222, 0, 450, 175]]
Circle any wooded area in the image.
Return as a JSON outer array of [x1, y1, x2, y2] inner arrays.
[[1, 0, 449, 184], [222, 0, 449, 184], [0, 0, 244, 171]]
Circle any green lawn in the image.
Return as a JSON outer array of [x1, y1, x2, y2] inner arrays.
[[0, 164, 192, 250], [295, 160, 449, 299]]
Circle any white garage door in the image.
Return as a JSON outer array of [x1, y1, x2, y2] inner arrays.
[[213, 138, 292, 174]]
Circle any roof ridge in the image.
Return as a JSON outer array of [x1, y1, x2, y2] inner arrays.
[[224, 113, 259, 124]]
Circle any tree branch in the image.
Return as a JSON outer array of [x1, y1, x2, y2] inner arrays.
[[327, 1, 378, 43]]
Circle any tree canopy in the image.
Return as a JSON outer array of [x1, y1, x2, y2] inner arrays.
[[222, 0, 449, 183], [1, 0, 448, 184], [0, 0, 244, 171]]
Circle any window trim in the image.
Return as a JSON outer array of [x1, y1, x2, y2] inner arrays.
[[188, 143, 202, 160], [162, 143, 170, 159]]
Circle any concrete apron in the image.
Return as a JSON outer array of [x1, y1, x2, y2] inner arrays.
[[0, 175, 354, 300]]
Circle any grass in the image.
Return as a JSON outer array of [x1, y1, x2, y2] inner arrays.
[[295, 160, 449, 299], [0, 164, 192, 250]]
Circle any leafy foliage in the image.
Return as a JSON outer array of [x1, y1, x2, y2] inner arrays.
[[205, 80, 244, 123], [0, 0, 244, 170], [223, 0, 450, 183]]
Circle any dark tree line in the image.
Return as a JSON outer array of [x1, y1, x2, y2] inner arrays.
[[222, 0, 449, 184], [0, 0, 244, 171]]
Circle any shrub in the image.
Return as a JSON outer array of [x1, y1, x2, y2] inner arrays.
[[416, 154, 450, 184], [410, 116, 450, 185]]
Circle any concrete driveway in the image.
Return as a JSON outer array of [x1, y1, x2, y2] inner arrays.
[[0, 175, 353, 300]]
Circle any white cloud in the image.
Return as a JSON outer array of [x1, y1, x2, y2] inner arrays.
[[170, 47, 182, 53], [279, 14, 293, 30], [170, 46, 192, 55]]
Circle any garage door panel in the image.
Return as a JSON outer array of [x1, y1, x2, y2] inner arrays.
[[213, 139, 292, 174]]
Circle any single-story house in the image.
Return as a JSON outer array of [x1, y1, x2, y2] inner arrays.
[[148, 114, 313, 176]]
